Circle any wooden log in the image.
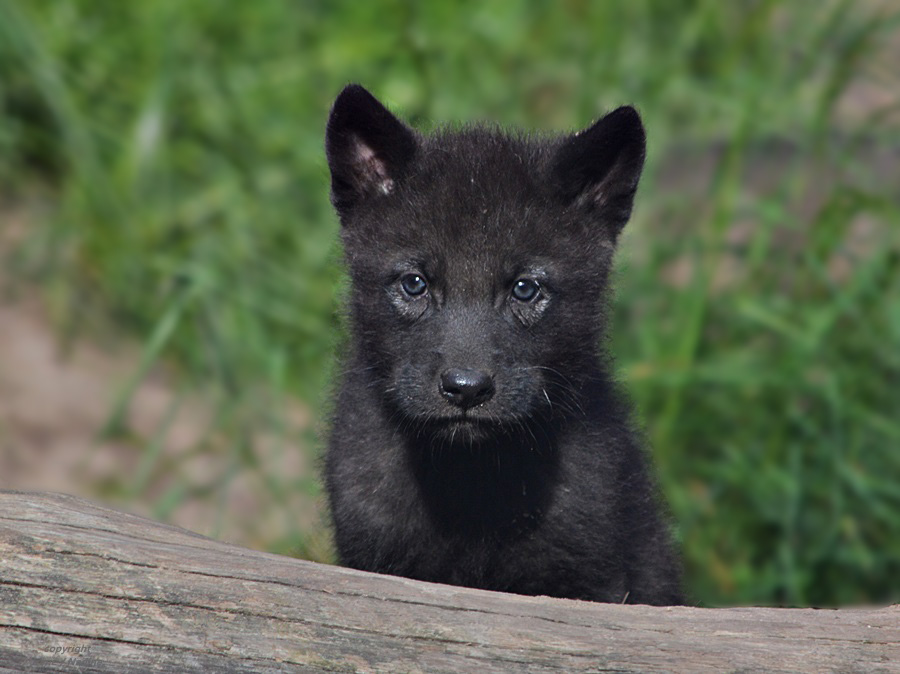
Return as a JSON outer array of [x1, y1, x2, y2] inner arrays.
[[0, 491, 897, 673]]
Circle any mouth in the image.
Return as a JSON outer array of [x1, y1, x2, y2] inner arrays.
[[425, 413, 499, 441], [433, 412, 496, 426]]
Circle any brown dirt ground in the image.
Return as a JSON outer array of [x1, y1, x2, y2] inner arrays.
[[0, 204, 329, 557]]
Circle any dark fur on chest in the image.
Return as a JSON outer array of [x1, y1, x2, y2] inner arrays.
[[324, 84, 683, 605]]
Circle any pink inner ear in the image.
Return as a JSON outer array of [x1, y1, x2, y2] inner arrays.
[[351, 135, 394, 195]]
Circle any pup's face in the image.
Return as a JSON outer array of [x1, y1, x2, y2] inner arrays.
[[326, 86, 645, 443]]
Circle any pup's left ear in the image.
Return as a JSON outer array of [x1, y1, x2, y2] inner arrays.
[[325, 84, 419, 217], [550, 106, 646, 235]]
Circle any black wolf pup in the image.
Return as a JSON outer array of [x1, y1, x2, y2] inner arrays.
[[324, 84, 682, 605]]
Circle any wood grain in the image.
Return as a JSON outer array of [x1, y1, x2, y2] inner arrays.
[[1, 491, 897, 673]]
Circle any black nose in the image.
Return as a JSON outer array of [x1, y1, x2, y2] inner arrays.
[[439, 368, 495, 409]]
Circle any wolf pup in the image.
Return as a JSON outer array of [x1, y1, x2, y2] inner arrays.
[[324, 84, 682, 605]]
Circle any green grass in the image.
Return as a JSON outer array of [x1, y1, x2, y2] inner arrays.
[[1, 0, 898, 606]]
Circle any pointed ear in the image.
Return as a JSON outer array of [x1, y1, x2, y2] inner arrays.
[[550, 106, 646, 234], [325, 84, 419, 216]]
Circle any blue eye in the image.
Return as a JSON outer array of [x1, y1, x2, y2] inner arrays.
[[400, 273, 427, 296], [512, 278, 540, 302]]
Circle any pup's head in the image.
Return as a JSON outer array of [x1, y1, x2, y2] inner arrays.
[[326, 85, 645, 443]]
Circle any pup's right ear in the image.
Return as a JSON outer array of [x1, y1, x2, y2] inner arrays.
[[325, 84, 418, 216]]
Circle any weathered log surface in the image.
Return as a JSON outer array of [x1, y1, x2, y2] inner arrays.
[[0, 491, 897, 673]]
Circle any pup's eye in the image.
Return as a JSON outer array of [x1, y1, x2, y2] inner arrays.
[[400, 273, 428, 297], [511, 278, 540, 302]]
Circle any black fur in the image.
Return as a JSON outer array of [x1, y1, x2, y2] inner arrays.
[[324, 84, 682, 605]]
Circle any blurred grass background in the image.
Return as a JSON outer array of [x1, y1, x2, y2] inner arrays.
[[0, 0, 898, 607]]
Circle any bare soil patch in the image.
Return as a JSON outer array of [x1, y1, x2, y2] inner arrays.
[[0, 202, 326, 555]]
